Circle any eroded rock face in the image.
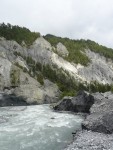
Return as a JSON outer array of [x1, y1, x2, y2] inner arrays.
[[15, 56, 29, 71], [78, 50, 113, 84], [28, 37, 84, 82], [14, 73, 60, 105], [53, 91, 94, 113], [28, 37, 52, 64], [1, 37, 113, 85], [43, 79, 60, 103], [32, 36, 52, 50], [0, 56, 12, 89], [56, 42, 69, 57], [29, 38, 113, 84], [0, 37, 28, 58], [0, 55, 60, 106]]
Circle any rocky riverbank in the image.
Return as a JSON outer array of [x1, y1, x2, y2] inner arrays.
[[65, 130, 113, 150], [53, 91, 113, 150]]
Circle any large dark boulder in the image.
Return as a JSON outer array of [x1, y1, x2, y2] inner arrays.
[[53, 91, 94, 113], [53, 96, 74, 111], [0, 92, 28, 107], [82, 92, 113, 134]]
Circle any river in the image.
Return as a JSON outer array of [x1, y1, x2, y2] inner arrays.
[[0, 105, 83, 150]]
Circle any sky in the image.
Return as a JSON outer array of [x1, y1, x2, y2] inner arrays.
[[0, 0, 113, 48]]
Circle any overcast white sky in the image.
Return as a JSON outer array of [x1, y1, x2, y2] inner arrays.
[[0, 0, 113, 48]]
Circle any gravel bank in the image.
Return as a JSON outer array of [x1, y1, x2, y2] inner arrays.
[[64, 130, 113, 150]]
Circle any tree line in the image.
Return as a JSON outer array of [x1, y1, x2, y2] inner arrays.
[[0, 23, 40, 46]]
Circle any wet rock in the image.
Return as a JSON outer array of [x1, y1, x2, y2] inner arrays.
[[53, 91, 94, 113], [0, 92, 28, 107]]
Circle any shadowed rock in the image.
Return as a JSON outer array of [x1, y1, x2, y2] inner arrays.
[[0, 92, 28, 107], [53, 91, 94, 113]]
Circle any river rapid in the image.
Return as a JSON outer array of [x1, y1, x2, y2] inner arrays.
[[0, 105, 83, 150]]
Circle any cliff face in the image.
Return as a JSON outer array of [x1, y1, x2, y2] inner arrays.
[[27, 37, 113, 84], [0, 36, 113, 105], [78, 50, 113, 84], [0, 38, 60, 105]]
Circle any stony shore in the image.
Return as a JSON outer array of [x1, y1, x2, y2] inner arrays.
[[65, 130, 113, 150]]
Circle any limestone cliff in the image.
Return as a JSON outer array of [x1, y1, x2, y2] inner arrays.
[[0, 35, 113, 105]]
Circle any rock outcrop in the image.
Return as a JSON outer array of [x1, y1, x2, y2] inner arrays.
[[0, 54, 60, 106], [78, 50, 113, 84], [0, 56, 12, 89], [56, 42, 69, 57], [53, 91, 94, 113], [13, 74, 60, 105], [14, 56, 29, 71], [0, 37, 61, 106], [28, 37, 52, 64], [28, 37, 83, 81], [28, 38, 113, 84]]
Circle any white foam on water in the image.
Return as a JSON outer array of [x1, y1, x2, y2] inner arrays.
[[0, 105, 83, 150]]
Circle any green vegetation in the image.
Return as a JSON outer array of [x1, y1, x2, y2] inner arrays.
[[44, 34, 113, 66], [37, 73, 44, 85], [44, 34, 90, 66], [26, 55, 78, 94], [13, 51, 113, 98], [0, 23, 40, 46], [14, 62, 28, 73], [13, 52, 80, 96], [2, 23, 111, 97], [10, 69, 20, 86], [89, 81, 112, 93], [1, 23, 113, 63], [28, 59, 113, 97], [86, 40, 113, 60], [111, 85, 113, 93], [1, 23, 113, 64]]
